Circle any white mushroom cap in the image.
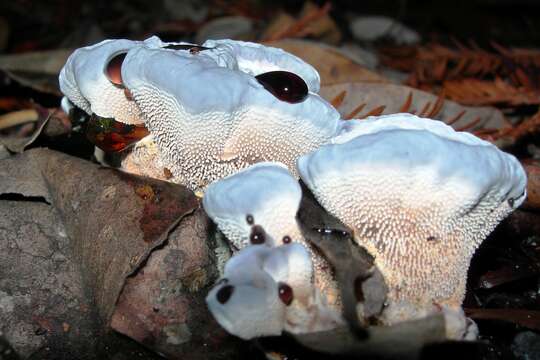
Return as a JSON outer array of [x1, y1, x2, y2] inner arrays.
[[298, 114, 527, 311], [120, 41, 340, 190], [58, 36, 197, 125], [203, 162, 302, 249], [206, 243, 313, 340], [59, 37, 155, 124], [202, 39, 321, 92]]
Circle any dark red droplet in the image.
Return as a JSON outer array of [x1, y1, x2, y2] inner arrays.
[[249, 225, 266, 244], [278, 282, 293, 306], [246, 214, 254, 225], [282, 235, 291, 244], [216, 285, 234, 304], [255, 71, 308, 104], [86, 114, 149, 153], [105, 52, 127, 86]]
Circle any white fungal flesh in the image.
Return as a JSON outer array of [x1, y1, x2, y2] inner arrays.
[[121, 42, 340, 190], [203, 162, 303, 249], [202, 39, 321, 92], [298, 114, 527, 310], [206, 244, 313, 339]]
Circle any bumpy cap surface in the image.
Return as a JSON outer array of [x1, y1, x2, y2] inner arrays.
[[298, 114, 527, 308], [121, 39, 340, 190], [203, 162, 303, 249], [206, 243, 313, 340]]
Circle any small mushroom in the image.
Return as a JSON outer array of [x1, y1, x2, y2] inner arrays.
[[206, 243, 342, 340], [203, 162, 303, 249], [298, 114, 527, 326], [120, 39, 340, 190]]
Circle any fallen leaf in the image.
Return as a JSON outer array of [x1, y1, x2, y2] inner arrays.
[[465, 308, 540, 331], [0, 49, 72, 95], [265, 39, 388, 85], [319, 82, 509, 133]]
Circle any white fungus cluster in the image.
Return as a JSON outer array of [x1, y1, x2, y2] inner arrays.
[[203, 163, 343, 338], [59, 38, 528, 342], [60, 37, 340, 191]]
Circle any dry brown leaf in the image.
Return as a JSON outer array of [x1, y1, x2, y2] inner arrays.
[[443, 78, 540, 106], [261, 2, 341, 44], [319, 82, 509, 132], [522, 160, 540, 211], [265, 39, 388, 85], [0, 49, 72, 95], [0, 149, 241, 358]]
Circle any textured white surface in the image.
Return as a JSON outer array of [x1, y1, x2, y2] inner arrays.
[[203, 162, 302, 249], [298, 114, 527, 310], [121, 42, 340, 190]]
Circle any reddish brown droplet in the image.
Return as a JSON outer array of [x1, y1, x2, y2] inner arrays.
[[278, 282, 293, 306], [217, 285, 234, 304], [163, 167, 173, 179], [86, 114, 149, 153], [105, 52, 127, 86], [249, 225, 265, 244], [255, 71, 308, 104], [282, 235, 291, 244]]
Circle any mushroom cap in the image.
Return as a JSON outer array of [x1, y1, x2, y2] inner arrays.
[[59, 36, 199, 125], [202, 39, 321, 92], [121, 41, 340, 190], [59, 37, 155, 124], [203, 162, 303, 249], [298, 114, 527, 308], [206, 243, 313, 340]]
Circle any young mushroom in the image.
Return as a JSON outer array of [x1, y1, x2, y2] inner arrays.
[[203, 162, 303, 249], [206, 243, 343, 340], [297, 113, 527, 332], [203, 162, 341, 304], [120, 39, 341, 190]]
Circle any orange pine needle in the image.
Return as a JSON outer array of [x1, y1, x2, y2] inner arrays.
[[456, 116, 482, 131], [360, 105, 386, 119], [445, 110, 466, 126], [345, 103, 366, 119], [330, 90, 347, 108], [399, 92, 413, 113], [427, 91, 446, 118]]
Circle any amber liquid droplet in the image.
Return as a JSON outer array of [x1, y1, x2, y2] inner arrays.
[[106, 52, 127, 86], [86, 114, 149, 153]]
